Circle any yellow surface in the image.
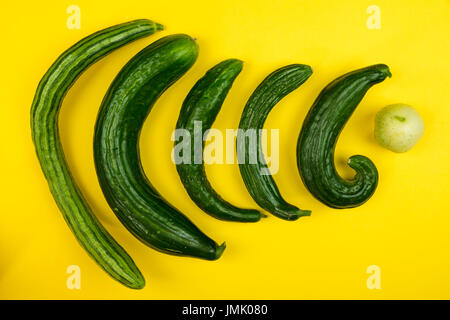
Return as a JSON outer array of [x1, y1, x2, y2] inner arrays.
[[1, 0, 449, 299]]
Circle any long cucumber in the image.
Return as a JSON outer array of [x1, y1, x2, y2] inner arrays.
[[237, 65, 312, 220], [94, 35, 226, 260], [175, 59, 263, 222], [31, 19, 163, 289]]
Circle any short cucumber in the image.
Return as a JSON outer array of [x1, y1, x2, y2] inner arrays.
[[237, 65, 312, 220], [175, 59, 263, 222], [297, 64, 391, 208], [94, 35, 225, 260], [31, 19, 163, 289]]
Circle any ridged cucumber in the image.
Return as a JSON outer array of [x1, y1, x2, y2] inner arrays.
[[175, 59, 263, 222], [237, 65, 312, 220], [297, 64, 391, 208], [30, 19, 163, 289], [94, 34, 225, 260]]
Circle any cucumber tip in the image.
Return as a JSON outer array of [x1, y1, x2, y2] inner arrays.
[[214, 242, 226, 259]]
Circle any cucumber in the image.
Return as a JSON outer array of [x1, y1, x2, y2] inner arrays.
[[31, 19, 163, 289], [237, 65, 312, 220], [175, 59, 263, 222], [94, 34, 225, 260], [297, 64, 391, 208]]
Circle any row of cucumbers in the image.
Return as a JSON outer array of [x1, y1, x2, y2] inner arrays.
[[31, 19, 390, 289]]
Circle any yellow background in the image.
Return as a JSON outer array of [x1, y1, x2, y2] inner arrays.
[[1, 0, 449, 299]]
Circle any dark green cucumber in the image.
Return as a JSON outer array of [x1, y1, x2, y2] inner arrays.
[[31, 19, 163, 289], [237, 64, 312, 221], [175, 59, 263, 222], [297, 64, 391, 208], [94, 34, 225, 260]]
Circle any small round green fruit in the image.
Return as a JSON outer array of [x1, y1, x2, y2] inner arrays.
[[374, 104, 424, 153]]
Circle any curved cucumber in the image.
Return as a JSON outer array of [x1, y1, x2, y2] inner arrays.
[[30, 19, 163, 289], [237, 65, 312, 221], [297, 64, 391, 208], [175, 59, 263, 222], [94, 34, 225, 260]]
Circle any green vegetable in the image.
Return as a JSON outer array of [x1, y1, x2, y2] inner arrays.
[[94, 34, 225, 260], [31, 19, 163, 289], [175, 59, 263, 222], [374, 103, 424, 153], [237, 65, 312, 220], [297, 64, 391, 208]]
